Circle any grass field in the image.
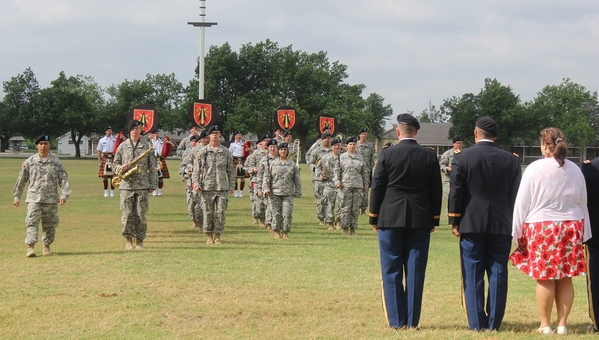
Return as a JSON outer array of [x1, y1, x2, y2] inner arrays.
[[0, 155, 596, 339]]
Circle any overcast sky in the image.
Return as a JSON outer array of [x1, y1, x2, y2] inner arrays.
[[2, 0, 598, 125]]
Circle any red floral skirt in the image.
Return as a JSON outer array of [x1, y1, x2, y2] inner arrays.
[[509, 220, 586, 280]]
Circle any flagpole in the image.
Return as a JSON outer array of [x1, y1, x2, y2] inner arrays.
[[188, 0, 217, 100]]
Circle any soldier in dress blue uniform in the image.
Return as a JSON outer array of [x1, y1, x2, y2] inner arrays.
[[582, 158, 599, 333], [369, 114, 442, 329], [448, 116, 521, 331]]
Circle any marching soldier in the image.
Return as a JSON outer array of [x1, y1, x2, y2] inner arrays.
[[283, 131, 297, 163], [317, 138, 342, 230], [262, 142, 302, 239], [309, 132, 332, 225], [334, 137, 369, 235], [113, 120, 158, 250], [192, 125, 235, 245], [439, 135, 463, 199], [14, 134, 71, 257], [228, 131, 247, 198], [97, 126, 117, 197], [256, 139, 279, 231], [176, 125, 199, 158], [357, 128, 375, 215], [179, 135, 200, 228], [245, 134, 271, 227]]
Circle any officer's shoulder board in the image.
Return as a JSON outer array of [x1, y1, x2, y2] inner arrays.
[[513, 152, 519, 158], [584, 159, 591, 164], [455, 149, 461, 154], [428, 146, 435, 151]]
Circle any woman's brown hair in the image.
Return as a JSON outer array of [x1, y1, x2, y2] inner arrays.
[[540, 127, 568, 167]]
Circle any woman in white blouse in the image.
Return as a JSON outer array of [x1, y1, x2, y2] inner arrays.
[[510, 127, 591, 335]]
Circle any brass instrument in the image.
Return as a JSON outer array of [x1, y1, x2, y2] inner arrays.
[[157, 158, 164, 178], [293, 139, 301, 166], [112, 145, 154, 187]]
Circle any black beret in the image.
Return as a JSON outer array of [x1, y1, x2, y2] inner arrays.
[[277, 142, 288, 149], [266, 139, 278, 147], [35, 134, 50, 144], [128, 120, 142, 131], [321, 132, 332, 139], [330, 138, 341, 146], [345, 136, 357, 144], [198, 130, 208, 139], [259, 133, 271, 143], [475, 117, 499, 137], [396, 113, 420, 130], [104, 126, 112, 131], [452, 135, 463, 143], [283, 131, 292, 137], [358, 127, 368, 134], [207, 125, 220, 134]]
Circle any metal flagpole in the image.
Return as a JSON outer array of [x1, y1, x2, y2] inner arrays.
[[188, 0, 217, 100]]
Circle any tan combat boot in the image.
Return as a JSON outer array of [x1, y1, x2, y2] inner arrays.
[[335, 219, 342, 230], [282, 232, 289, 239], [343, 227, 349, 235], [259, 218, 266, 229], [319, 219, 325, 225], [273, 230, 281, 239], [253, 217, 258, 225], [350, 228, 356, 236], [135, 239, 144, 250], [328, 222, 334, 230], [206, 232, 214, 245], [360, 209, 366, 216], [42, 244, 51, 256], [213, 233, 222, 245], [125, 237, 134, 250], [26, 244, 36, 258]]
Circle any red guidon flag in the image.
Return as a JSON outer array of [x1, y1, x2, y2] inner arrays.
[[193, 102, 212, 128], [277, 109, 297, 131], [133, 109, 155, 134], [319, 116, 336, 135]]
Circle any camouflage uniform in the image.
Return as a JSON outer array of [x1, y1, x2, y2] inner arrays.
[[244, 148, 269, 220], [262, 158, 302, 232], [179, 145, 202, 226], [357, 140, 375, 210], [176, 134, 194, 158], [317, 152, 340, 224], [334, 152, 369, 229], [14, 153, 71, 246], [309, 145, 332, 220], [192, 145, 235, 234], [439, 148, 456, 198], [256, 152, 278, 228], [113, 138, 159, 241]]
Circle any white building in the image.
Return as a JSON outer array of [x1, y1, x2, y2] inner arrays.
[[56, 133, 93, 155]]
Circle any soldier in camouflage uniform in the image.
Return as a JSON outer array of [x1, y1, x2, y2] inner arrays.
[[192, 125, 235, 245], [283, 131, 297, 164], [317, 138, 342, 230], [439, 135, 462, 198], [309, 132, 332, 225], [244, 134, 271, 228], [262, 143, 302, 239], [14, 134, 71, 257], [113, 120, 159, 250], [357, 128, 375, 215], [334, 136, 369, 235], [256, 139, 279, 231], [176, 125, 199, 158], [179, 135, 199, 228]]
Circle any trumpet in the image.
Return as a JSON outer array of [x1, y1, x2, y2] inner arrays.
[[112, 145, 154, 187], [293, 139, 301, 166]]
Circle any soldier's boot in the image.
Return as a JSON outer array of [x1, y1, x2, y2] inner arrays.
[[259, 218, 266, 229], [328, 222, 334, 230], [26, 244, 36, 258], [360, 209, 366, 216], [125, 237, 134, 250], [335, 219, 342, 230], [42, 244, 51, 256], [266, 224, 272, 231], [135, 239, 144, 250], [273, 230, 281, 239], [350, 228, 356, 236], [282, 232, 289, 239], [213, 234, 222, 245], [253, 217, 258, 225], [319, 219, 325, 225], [206, 232, 214, 245], [343, 227, 349, 235]]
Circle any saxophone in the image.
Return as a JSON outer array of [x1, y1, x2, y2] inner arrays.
[[112, 144, 154, 187]]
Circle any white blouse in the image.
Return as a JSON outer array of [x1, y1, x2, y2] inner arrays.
[[512, 158, 591, 242]]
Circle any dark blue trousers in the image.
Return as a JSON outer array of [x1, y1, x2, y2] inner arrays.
[[378, 228, 431, 328], [460, 234, 511, 331], [587, 244, 599, 331]]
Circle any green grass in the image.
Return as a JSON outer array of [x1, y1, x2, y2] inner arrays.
[[0, 156, 596, 339]]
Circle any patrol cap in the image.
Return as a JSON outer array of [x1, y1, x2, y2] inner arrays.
[[475, 116, 498, 137], [128, 120, 142, 131], [104, 126, 112, 131], [277, 142, 288, 149], [330, 138, 341, 146], [321, 132, 332, 139], [358, 127, 367, 134], [190, 135, 199, 143], [452, 135, 463, 143], [206, 125, 220, 134], [283, 131, 292, 137], [345, 136, 357, 144], [35, 134, 50, 144], [396, 113, 420, 130], [198, 129, 208, 139], [259, 133, 271, 143], [266, 139, 278, 147]]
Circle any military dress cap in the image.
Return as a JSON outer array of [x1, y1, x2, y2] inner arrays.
[[396, 113, 420, 130], [330, 138, 341, 146], [128, 119, 142, 131], [34, 134, 50, 144], [259, 133, 271, 143], [358, 127, 368, 134], [475, 116, 499, 137], [321, 132, 332, 139], [283, 131, 292, 137], [277, 142, 288, 149], [266, 139, 278, 147], [206, 125, 220, 134], [452, 135, 463, 143], [345, 136, 357, 144], [104, 126, 112, 131]]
